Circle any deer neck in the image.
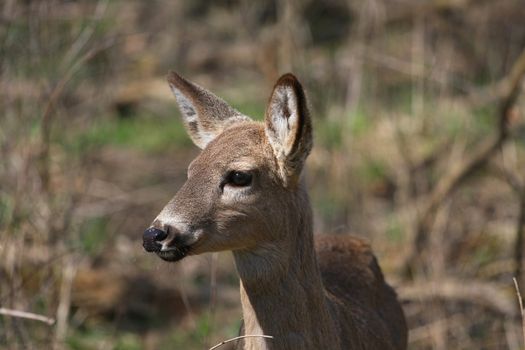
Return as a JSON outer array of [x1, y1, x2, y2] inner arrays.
[[232, 194, 340, 350]]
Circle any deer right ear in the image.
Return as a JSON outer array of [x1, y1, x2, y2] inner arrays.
[[265, 74, 313, 187], [167, 71, 251, 149]]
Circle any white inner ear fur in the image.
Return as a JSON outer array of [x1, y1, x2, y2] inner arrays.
[[267, 85, 299, 158], [170, 85, 198, 123]]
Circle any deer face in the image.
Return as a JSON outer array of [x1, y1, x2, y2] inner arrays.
[[143, 72, 312, 262]]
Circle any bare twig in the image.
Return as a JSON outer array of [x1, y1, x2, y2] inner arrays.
[[54, 255, 78, 349], [0, 308, 56, 326], [208, 335, 274, 350], [515, 194, 525, 285], [385, 0, 480, 26], [0, 247, 81, 304], [75, 182, 173, 219], [403, 44, 525, 277], [489, 157, 525, 287], [399, 279, 517, 316], [467, 45, 525, 109], [408, 314, 464, 344], [38, 36, 116, 191], [62, 0, 109, 67], [489, 160, 523, 194], [205, 252, 219, 348], [513, 278, 525, 347], [176, 262, 196, 329], [404, 134, 504, 275]]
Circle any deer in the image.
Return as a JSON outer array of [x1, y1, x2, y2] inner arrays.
[[142, 71, 408, 350]]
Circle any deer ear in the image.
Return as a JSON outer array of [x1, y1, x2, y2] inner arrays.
[[167, 71, 251, 149], [265, 73, 312, 186]]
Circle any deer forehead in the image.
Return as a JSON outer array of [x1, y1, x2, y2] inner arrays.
[[188, 122, 277, 175]]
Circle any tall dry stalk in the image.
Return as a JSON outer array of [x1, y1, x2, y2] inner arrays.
[[513, 278, 525, 347]]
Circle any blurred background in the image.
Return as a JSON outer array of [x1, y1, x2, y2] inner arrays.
[[1, 0, 525, 349]]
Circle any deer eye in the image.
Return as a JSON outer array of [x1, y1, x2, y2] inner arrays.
[[226, 171, 252, 187]]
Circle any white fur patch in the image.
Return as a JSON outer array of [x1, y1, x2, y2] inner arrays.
[[155, 212, 191, 250], [222, 185, 251, 204], [170, 87, 197, 123], [266, 85, 299, 159]]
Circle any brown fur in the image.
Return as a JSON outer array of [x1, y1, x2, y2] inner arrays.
[[147, 72, 407, 350]]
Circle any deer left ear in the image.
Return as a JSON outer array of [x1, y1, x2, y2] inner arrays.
[[265, 74, 313, 187], [167, 71, 251, 149]]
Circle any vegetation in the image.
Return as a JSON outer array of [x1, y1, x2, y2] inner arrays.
[[1, 1, 525, 349]]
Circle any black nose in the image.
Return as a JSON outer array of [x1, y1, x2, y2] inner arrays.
[[143, 227, 168, 252]]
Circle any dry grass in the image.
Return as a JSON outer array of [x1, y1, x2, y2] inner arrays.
[[1, 1, 525, 349]]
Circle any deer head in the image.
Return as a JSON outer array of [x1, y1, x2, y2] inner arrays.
[[142, 72, 312, 263]]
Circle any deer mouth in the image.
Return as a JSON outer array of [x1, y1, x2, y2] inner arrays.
[[156, 245, 191, 262]]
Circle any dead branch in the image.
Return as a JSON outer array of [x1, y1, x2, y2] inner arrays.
[[399, 279, 517, 317], [0, 308, 55, 326], [205, 252, 219, 348], [75, 183, 171, 219], [54, 256, 78, 348], [38, 37, 116, 192], [408, 314, 465, 345], [488, 160, 525, 286], [385, 0, 481, 25], [403, 44, 525, 277], [488, 161, 523, 194], [467, 46, 525, 109], [515, 195, 525, 287], [208, 335, 274, 350], [513, 278, 525, 347]]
